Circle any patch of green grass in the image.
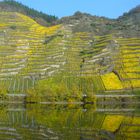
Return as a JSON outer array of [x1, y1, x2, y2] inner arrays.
[[26, 73, 100, 102]]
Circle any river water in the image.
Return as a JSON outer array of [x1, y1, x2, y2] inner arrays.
[[0, 100, 140, 140]]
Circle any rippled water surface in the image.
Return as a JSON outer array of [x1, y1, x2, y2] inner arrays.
[[0, 101, 140, 140]]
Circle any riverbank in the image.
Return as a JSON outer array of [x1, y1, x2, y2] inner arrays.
[[0, 91, 140, 105]]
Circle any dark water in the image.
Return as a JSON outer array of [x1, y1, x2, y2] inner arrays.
[[0, 101, 140, 140]]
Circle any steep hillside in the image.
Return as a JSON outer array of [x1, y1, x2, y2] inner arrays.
[[57, 11, 116, 35], [0, 12, 62, 94], [1, 0, 140, 37], [0, 0, 58, 26], [117, 5, 140, 37], [58, 6, 140, 37], [0, 11, 140, 100]]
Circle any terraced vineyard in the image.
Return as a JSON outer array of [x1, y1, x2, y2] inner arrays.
[[0, 12, 62, 94], [0, 12, 140, 97]]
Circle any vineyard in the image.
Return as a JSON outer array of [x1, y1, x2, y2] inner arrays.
[[0, 12, 140, 99]]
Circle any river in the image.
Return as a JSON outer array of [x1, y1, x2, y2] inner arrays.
[[0, 98, 140, 140]]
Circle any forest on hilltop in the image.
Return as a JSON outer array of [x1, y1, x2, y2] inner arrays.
[[0, 0, 58, 26]]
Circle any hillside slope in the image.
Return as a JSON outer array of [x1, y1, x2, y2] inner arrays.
[[0, 0, 58, 26], [58, 5, 140, 37], [57, 11, 116, 35], [1, 0, 140, 37], [0, 12, 62, 93], [117, 5, 140, 37], [0, 11, 140, 99]]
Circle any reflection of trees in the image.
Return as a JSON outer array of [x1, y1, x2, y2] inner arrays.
[[26, 105, 140, 140], [0, 104, 139, 139]]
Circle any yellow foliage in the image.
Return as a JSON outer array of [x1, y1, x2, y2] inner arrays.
[[101, 73, 123, 90], [0, 23, 7, 27], [102, 115, 124, 132], [131, 80, 140, 88], [17, 13, 36, 23]]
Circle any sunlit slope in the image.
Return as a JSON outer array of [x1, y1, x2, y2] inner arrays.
[[116, 38, 140, 89], [0, 12, 62, 93], [79, 34, 140, 91], [0, 12, 140, 94], [101, 37, 140, 91]]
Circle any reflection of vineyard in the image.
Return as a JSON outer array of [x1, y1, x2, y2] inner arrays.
[[0, 12, 140, 95], [0, 104, 139, 140], [0, 105, 59, 139]]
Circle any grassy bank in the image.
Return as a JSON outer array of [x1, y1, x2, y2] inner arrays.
[[26, 73, 98, 103]]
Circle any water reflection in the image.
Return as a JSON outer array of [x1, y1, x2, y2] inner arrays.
[[0, 102, 140, 140]]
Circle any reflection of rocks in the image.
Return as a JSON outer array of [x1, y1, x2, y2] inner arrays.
[[0, 103, 140, 140], [100, 130, 115, 140]]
